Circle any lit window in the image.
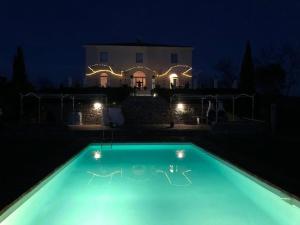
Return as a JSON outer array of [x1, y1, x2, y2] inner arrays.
[[99, 52, 108, 63], [136, 53, 143, 63], [171, 53, 178, 64]]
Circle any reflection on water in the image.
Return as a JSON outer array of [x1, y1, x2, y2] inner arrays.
[[156, 165, 192, 187], [176, 150, 185, 159], [87, 163, 192, 187], [87, 169, 123, 184], [86, 148, 192, 186], [93, 150, 102, 160]]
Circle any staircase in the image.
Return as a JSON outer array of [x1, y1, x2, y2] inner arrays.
[[122, 96, 171, 124]]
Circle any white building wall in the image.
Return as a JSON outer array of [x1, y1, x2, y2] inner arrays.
[[84, 45, 193, 89]]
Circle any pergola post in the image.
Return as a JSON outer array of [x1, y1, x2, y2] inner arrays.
[[105, 96, 108, 109], [60, 96, 64, 122], [169, 95, 174, 127], [252, 95, 255, 120], [201, 98, 204, 122], [232, 96, 235, 121], [38, 97, 41, 124], [72, 96, 75, 112], [20, 94, 23, 122], [215, 95, 218, 123]]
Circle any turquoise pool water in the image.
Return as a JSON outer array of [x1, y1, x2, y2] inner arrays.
[[1, 143, 300, 225]]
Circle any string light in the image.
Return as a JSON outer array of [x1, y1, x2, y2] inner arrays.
[[182, 67, 192, 77], [86, 64, 122, 76], [85, 64, 192, 78], [156, 65, 191, 77], [124, 65, 154, 73]]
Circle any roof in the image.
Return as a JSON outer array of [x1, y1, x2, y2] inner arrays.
[[84, 41, 192, 48]]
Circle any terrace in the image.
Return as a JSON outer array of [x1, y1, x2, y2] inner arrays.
[[1, 3, 300, 220]]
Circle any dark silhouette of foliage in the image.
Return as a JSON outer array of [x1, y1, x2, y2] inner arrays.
[[255, 63, 285, 96], [11, 47, 33, 92], [280, 44, 300, 96], [256, 43, 300, 96], [214, 57, 236, 88], [239, 41, 255, 93]]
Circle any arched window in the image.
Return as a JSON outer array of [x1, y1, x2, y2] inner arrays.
[[169, 73, 178, 89], [99, 73, 108, 88], [132, 71, 146, 89]]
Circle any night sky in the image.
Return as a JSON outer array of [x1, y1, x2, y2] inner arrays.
[[1, 0, 300, 94]]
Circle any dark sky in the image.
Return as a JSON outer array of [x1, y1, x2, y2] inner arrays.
[[1, 0, 300, 94]]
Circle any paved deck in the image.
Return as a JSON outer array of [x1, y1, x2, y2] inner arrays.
[[68, 124, 210, 131]]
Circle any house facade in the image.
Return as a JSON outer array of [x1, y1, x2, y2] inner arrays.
[[84, 42, 193, 91]]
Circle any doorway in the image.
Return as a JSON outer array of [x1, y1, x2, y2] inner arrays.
[[169, 73, 178, 89], [133, 71, 146, 89]]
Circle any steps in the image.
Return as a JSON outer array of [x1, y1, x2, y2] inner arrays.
[[122, 96, 171, 124]]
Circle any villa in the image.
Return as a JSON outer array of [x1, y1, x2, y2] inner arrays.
[[84, 42, 193, 92]]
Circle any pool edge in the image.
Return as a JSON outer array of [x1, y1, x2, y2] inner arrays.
[[1, 142, 299, 223], [190, 142, 300, 209], [0, 143, 92, 223]]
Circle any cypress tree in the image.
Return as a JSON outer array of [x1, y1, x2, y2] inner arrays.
[[239, 41, 255, 93], [12, 46, 30, 91]]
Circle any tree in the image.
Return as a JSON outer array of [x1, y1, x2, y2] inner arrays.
[[239, 41, 255, 93], [256, 43, 300, 96], [280, 44, 300, 96], [255, 63, 285, 96], [38, 77, 54, 90], [11, 46, 32, 92], [214, 57, 236, 88]]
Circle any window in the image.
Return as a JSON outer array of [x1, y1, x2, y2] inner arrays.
[[171, 53, 178, 64], [136, 53, 143, 63], [99, 52, 108, 63]]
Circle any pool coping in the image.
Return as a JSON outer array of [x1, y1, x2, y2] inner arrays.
[[188, 143, 300, 209], [1, 142, 299, 223], [0, 143, 89, 223]]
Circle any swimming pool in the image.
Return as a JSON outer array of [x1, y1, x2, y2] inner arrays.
[[1, 143, 300, 225]]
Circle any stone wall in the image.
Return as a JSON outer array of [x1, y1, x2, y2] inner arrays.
[[79, 102, 103, 124], [22, 99, 103, 125], [122, 96, 171, 124]]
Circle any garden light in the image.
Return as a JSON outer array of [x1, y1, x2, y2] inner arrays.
[[93, 102, 102, 110], [176, 103, 185, 112]]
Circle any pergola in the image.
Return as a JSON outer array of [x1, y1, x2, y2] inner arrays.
[[20, 93, 107, 123], [170, 93, 255, 123]]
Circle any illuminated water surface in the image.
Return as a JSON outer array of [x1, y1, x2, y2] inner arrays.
[[1, 143, 300, 225]]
